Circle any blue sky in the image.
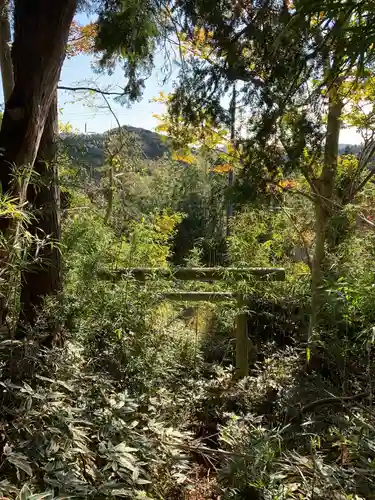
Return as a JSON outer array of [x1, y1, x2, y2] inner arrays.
[[58, 14, 362, 142], [58, 12, 178, 134], [59, 47, 177, 134], [0, 13, 361, 142], [59, 52, 361, 145]]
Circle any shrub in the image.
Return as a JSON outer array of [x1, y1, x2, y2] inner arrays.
[[0, 341, 192, 499]]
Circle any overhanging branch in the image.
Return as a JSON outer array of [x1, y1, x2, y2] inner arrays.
[[58, 85, 125, 97]]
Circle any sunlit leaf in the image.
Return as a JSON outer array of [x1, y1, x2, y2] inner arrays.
[[306, 347, 311, 363]]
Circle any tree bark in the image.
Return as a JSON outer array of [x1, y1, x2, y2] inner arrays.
[[0, 0, 77, 210], [308, 85, 343, 349], [226, 84, 236, 237], [0, 0, 13, 103], [19, 94, 61, 329], [0, 0, 77, 323], [0, 0, 13, 326]]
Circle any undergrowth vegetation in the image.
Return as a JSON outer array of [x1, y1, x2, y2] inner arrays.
[[1, 139, 375, 499], [3, 1, 375, 499]]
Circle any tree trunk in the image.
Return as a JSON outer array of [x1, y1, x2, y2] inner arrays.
[[19, 94, 61, 330], [0, 0, 77, 210], [308, 85, 343, 349], [104, 166, 114, 224], [226, 84, 236, 237], [0, 0, 14, 103], [309, 202, 328, 348], [0, 0, 13, 326], [0, 0, 77, 323]]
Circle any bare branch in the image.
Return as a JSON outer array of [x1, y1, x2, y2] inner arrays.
[[288, 392, 370, 423], [58, 85, 125, 97], [301, 392, 369, 415]]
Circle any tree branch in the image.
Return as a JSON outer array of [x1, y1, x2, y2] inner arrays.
[[301, 392, 369, 414], [351, 170, 375, 200], [288, 392, 370, 423], [58, 85, 125, 97]]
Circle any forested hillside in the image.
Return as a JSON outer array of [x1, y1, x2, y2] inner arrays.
[[62, 125, 169, 169], [62, 125, 361, 173], [0, 1, 375, 499]]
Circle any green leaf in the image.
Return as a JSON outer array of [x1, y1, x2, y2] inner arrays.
[[306, 347, 311, 363], [0, 479, 19, 496], [135, 479, 152, 485], [17, 484, 32, 500], [111, 489, 133, 497], [28, 493, 54, 500], [118, 457, 136, 471], [114, 443, 138, 453], [22, 382, 34, 394], [8, 453, 33, 476], [35, 374, 73, 392]]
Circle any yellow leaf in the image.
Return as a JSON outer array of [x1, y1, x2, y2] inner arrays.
[[155, 123, 169, 133], [213, 163, 232, 173], [172, 152, 195, 164], [306, 347, 311, 363], [278, 179, 298, 189], [199, 28, 205, 42]]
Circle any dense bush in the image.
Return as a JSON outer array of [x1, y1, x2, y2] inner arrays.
[[2, 140, 375, 500], [0, 341, 193, 499]]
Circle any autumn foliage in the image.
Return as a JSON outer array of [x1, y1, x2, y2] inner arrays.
[[67, 21, 97, 58]]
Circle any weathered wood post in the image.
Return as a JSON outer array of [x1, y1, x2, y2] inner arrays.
[[164, 292, 251, 377], [236, 295, 249, 379]]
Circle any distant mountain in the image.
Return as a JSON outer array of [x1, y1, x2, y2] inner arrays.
[[61, 125, 169, 169], [61, 127, 362, 172], [339, 144, 361, 155]]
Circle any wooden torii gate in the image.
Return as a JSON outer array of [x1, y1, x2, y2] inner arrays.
[[100, 267, 285, 378]]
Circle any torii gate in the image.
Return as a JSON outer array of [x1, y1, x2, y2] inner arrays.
[[99, 267, 285, 378]]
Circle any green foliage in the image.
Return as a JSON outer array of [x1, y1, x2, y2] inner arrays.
[[171, 162, 228, 266], [0, 342, 192, 499], [67, 130, 230, 266], [9, 130, 371, 500], [0, 193, 59, 329], [95, 0, 169, 102], [7, 3, 375, 495], [215, 343, 375, 500], [62, 196, 198, 393], [63, 195, 182, 272], [4, 135, 375, 500]]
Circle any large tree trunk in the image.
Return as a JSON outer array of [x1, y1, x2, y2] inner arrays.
[[0, 0, 13, 326], [309, 202, 328, 348], [0, 0, 77, 323], [19, 94, 61, 330], [0, 0, 13, 103], [0, 0, 77, 210], [308, 86, 343, 349]]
